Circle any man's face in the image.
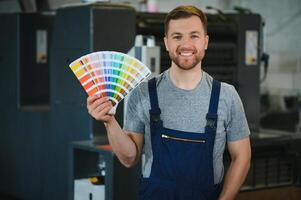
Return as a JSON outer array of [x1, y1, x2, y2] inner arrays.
[[164, 16, 209, 70]]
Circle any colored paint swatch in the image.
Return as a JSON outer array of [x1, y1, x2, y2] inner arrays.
[[69, 51, 151, 113]]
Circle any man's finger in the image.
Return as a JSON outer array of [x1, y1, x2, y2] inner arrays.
[[89, 97, 109, 110], [95, 101, 112, 113], [98, 104, 113, 117], [87, 94, 100, 105]]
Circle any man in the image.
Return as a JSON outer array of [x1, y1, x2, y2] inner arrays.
[[87, 5, 251, 200]]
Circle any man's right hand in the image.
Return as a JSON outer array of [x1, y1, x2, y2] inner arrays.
[[87, 95, 114, 123]]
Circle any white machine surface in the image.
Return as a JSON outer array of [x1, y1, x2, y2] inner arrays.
[[74, 179, 105, 200]]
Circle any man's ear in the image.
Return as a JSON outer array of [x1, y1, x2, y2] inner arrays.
[[204, 35, 209, 50], [164, 36, 169, 51]]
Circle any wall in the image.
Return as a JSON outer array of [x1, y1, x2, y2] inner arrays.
[[47, 0, 230, 11]]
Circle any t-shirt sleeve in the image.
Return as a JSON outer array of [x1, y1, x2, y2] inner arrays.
[[226, 85, 251, 141], [123, 86, 145, 134]]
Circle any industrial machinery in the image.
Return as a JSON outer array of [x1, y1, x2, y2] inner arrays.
[[128, 34, 161, 77], [0, 12, 54, 199], [294, 101, 301, 132], [49, 3, 138, 200], [0, 3, 139, 200]]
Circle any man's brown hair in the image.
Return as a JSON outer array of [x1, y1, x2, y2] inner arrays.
[[164, 5, 208, 35]]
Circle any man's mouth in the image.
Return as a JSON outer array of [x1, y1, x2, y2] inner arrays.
[[179, 51, 194, 57]]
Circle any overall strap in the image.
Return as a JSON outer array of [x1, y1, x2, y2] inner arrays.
[[206, 79, 221, 130], [148, 78, 162, 123]]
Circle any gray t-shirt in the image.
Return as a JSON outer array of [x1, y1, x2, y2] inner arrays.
[[123, 70, 250, 184]]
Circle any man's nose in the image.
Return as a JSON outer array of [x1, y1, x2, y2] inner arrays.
[[180, 36, 193, 46]]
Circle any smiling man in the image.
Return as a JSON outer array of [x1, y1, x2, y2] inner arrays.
[[164, 15, 208, 71], [87, 5, 251, 200]]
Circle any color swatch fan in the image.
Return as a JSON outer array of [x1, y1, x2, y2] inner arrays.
[[69, 51, 151, 114]]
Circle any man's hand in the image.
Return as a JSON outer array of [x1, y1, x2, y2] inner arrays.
[[87, 95, 114, 123]]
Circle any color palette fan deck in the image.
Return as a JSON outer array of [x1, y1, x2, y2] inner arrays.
[[69, 51, 151, 113]]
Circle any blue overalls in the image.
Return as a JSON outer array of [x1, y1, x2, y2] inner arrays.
[[138, 77, 223, 200]]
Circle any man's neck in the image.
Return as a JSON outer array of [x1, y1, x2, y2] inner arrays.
[[169, 64, 203, 90]]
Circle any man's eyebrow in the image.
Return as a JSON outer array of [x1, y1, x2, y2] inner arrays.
[[170, 32, 182, 36], [190, 31, 202, 35]]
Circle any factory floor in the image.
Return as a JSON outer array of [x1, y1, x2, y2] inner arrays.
[[237, 186, 301, 200], [1, 186, 301, 200]]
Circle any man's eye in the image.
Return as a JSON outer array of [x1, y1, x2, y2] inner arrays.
[[173, 36, 181, 40], [191, 35, 199, 39]]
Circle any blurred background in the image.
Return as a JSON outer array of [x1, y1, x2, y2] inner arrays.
[[0, 0, 301, 199]]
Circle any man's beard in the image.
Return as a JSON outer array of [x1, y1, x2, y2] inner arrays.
[[169, 49, 204, 70]]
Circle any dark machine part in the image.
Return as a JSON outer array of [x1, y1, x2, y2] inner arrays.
[[0, 13, 54, 199], [260, 111, 300, 132], [50, 3, 136, 144], [136, 12, 262, 133], [19, 14, 53, 107], [223, 131, 301, 190], [49, 4, 138, 200], [0, 13, 53, 108], [260, 52, 270, 83]]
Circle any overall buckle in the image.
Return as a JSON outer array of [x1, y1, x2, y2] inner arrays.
[[206, 113, 217, 129], [149, 109, 161, 122]]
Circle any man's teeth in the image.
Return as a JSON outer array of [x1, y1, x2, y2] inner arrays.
[[180, 52, 193, 56]]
